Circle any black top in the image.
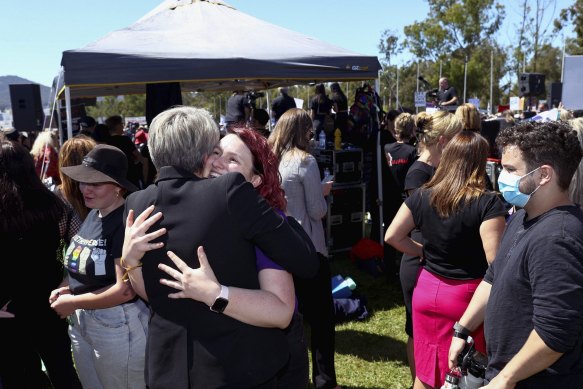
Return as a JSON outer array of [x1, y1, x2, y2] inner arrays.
[[310, 95, 332, 122], [225, 94, 248, 123], [124, 167, 318, 388], [402, 161, 436, 263], [405, 189, 506, 279], [404, 160, 435, 193], [65, 206, 124, 295], [332, 93, 348, 113], [437, 86, 458, 105], [384, 142, 417, 201], [271, 94, 296, 121], [483, 206, 583, 387]]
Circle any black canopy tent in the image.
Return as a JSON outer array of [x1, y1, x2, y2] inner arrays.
[[54, 0, 381, 133], [53, 0, 385, 243]]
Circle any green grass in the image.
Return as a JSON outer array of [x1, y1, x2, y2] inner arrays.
[[308, 251, 412, 389]]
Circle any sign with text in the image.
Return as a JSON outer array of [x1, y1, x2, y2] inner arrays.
[[509, 96, 520, 111], [414, 92, 426, 107], [468, 98, 480, 108]]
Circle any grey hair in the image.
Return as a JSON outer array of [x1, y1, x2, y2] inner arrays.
[[148, 106, 219, 173], [569, 118, 583, 207]]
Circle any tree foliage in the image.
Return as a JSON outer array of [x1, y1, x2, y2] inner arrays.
[[554, 0, 583, 54], [403, 0, 505, 60], [379, 0, 507, 110]]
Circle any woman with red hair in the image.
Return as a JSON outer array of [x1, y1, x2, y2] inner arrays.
[[123, 126, 309, 387]]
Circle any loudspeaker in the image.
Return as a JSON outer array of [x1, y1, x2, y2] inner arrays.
[[146, 82, 182, 126], [480, 119, 502, 159], [548, 82, 562, 108], [9, 84, 44, 131], [519, 73, 545, 97], [326, 183, 366, 253]]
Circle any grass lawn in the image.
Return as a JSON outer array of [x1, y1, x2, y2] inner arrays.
[[308, 250, 413, 389]]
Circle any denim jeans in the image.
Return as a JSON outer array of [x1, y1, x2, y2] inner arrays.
[[68, 299, 149, 389]]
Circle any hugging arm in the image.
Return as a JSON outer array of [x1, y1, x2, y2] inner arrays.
[[159, 247, 295, 329]]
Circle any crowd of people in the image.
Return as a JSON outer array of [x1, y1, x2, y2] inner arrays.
[[1, 80, 583, 389]]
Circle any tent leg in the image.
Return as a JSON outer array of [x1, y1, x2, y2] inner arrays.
[[57, 99, 64, 146], [375, 74, 384, 247], [266, 91, 272, 132], [65, 87, 73, 140]]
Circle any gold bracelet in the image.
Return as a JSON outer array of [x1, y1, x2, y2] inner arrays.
[[120, 258, 142, 281]]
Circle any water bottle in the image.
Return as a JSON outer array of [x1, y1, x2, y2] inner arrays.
[[318, 130, 326, 148], [322, 167, 331, 182], [330, 275, 356, 298], [440, 368, 461, 389]]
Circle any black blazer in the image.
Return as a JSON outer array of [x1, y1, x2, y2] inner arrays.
[[125, 166, 318, 388]]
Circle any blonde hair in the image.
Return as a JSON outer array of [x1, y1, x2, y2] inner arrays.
[[560, 109, 574, 121], [30, 130, 58, 158], [455, 103, 481, 132], [394, 113, 416, 140], [416, 110, 463, 147]]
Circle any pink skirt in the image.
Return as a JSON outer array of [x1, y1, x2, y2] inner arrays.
[[412, 268, 485, 388]]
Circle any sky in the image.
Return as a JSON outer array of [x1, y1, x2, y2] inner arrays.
[[0, 0, 574, 87]]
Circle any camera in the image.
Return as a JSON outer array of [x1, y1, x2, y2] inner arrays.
[[457, 338, 487, 380], [428, 88, 439, 99], [246, 91, 265, 108]]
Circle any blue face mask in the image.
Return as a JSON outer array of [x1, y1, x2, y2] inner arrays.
[[497, 167, 541, 208]]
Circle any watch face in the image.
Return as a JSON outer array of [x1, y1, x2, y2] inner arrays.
[[210, 297, 229, 313]]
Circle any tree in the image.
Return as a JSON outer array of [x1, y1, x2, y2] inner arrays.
[[554, 0, 583, 55], [388, 0, 507, 109]]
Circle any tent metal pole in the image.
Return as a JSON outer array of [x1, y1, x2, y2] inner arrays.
[[396, 66, 400, 109], [375, 71, 383, 247], [490, 50, 494, 114], [561, 35, 565, 83], [266, 91, 272, 132], [463, 55, 468, 104], [57, 99, 64, 146], [65, 86, 73, 140]]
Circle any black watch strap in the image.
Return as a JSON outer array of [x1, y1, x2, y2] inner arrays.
[[453, 330, 469, 340], [453, 321, 471, 340]]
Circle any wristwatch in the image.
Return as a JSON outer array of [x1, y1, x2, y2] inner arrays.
[[453, 321, 471, 340], [210, 285, 229, 313]]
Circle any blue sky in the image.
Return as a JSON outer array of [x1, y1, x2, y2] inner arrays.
[[0, 0, 573, 87]]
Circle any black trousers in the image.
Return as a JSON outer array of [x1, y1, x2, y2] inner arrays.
[[294, 253, 338, 389], [0, 303, 81, 389]]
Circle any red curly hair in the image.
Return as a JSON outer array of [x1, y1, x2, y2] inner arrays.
[[228, 127, 287, 212]]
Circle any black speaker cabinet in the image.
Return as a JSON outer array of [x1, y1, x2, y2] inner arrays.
[[313, 148, 363, 184], [480, 119, 502, 159], [9, 84, 44, 131], [326, 183, 366, 253], [519, 73, 545, 97], [548, 82, 562, 108]]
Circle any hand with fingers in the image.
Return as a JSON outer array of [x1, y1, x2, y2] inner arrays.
[[448, 336, 467, 369], [0, 301, 15, 319], [158, 246, 222, 307], [123, 205, 167, 268]]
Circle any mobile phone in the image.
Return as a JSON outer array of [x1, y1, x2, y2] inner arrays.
[[322, 174, 334, 183]]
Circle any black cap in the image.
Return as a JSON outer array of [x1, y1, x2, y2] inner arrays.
[[61, 144, 138, 192]]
